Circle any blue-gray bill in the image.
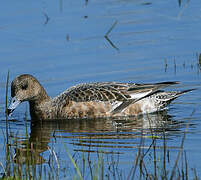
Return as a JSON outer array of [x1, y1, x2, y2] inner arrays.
[[7, 96, 21, 116]]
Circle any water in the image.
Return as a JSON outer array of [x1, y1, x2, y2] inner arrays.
[[0, 0, 201, 179]]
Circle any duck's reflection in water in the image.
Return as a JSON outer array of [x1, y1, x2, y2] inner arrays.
[[13, 111, 184, 165]]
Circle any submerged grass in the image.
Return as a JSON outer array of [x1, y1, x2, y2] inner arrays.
[[104, 20, 119, 51], [0, 119, 199, 179], [0, 133, 199, 179]]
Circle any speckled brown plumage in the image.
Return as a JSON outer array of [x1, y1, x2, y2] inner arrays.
[[7, 74, 194, 120]]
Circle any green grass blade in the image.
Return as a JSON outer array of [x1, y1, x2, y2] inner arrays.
[[64, 145, 83, 180]]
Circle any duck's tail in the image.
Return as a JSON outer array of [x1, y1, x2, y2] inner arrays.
[[166, 88, 196, 103], [175, 88, 196, 96], [111, 88, 196, 114]]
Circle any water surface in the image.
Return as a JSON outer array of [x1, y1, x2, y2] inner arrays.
[[0, 0, 201, 179]]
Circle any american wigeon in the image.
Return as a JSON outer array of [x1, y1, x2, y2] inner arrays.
[[7, 74, 194, 120]]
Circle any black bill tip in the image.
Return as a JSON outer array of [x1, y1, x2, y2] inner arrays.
[[6, 108, 14, 116]]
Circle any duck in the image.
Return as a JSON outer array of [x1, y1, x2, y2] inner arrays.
[[7, 74, 194, 120]]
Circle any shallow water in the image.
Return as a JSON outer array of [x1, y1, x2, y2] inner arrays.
[[0, 0, 201, 179]]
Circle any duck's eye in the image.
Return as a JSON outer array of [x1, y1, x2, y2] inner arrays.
[[21, 83, 28, 90]]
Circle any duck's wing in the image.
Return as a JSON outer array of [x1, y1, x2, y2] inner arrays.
[[62, 81, 179, 112], [64, 82, 133, 102]]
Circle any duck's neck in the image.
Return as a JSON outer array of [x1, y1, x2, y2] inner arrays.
[[29, 88, 51, 120]]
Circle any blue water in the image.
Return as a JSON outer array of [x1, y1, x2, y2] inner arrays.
[[0, 0, 201, 179]]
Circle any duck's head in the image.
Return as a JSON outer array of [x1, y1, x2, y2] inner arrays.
[[7, 74, 48, 116]]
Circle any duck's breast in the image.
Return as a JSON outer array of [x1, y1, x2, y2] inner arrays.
[[60, 101, 112, 118]]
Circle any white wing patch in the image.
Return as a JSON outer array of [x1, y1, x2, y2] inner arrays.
[[110, 101, 123, 113], [130, 90, 152, 99], [110, 90, 153, 113]]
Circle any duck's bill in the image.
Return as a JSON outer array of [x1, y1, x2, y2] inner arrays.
[[7, 97, 21, 116]]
